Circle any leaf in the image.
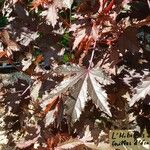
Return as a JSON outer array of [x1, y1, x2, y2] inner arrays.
[[34, 54, 44, 64], [122, 0, 132, 6], [44, 96, 59, 113], [102, 0, 114, 14], [32, 0, 73, 10], [72, 28, 86, 50], [0, 30, 20, 51], [130, 77, 150, 106], [65, 76, 88, 121], [63, 0, 74, 9], [31, 0, 51, 9], [45, 107, 58, 127], [41, 64, 113, 123], [117, 26, 140, 54], [0, 51, 7, 58], [41, 3, 59, 28], [42, 96, 64, 127], [44, 96, 59, 127], [16, 125, 41, 149], [71, 21, 99, 57], [55, 125, 93, 149], [56, 138, 115, 150], [55, 125, 114, 150], [148, 0, 150, 9], [88, 71, 111, 116], [30, 80, 42, 100], [16, 29, 39, 46], [40, 0, 73, 27], [56, 98, 64, 127], [47, 133, 71, 149], [55, 139, 83, 150], [0, 16, 8, 27], [80, 125, 93, 142], [0, 131, 8, 144], [21, 53, 32, 71]]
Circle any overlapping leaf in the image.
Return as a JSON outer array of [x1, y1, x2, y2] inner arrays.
[[35, 0, 74, 27], [130, 77, 150, 106], [55, 126, 115, 150], [0, 30, 20, 52]]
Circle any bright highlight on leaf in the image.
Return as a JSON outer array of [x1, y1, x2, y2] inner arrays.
[[130, 77, 150, 106]]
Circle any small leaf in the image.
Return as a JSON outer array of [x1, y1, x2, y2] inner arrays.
[[0, 51, 7, 58], [63, 53, 74, 63], [30, 80, 42, 100], [16, 125, 41, 149], [45, 107, 57, 127], [0, 16, 8, 27], [117, 27, 140, 53], [63, 0, 73, 9]]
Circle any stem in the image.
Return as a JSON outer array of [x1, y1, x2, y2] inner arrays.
[[88, 49, 95, 69], [88, 39, 97, 69], [147, 0, 150, 9], [69, 8, 72, 25], [21, 85, 31, 96]]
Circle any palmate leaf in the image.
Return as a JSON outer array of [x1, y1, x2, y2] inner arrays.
[[41, 64, 113, 124], [38, 0, 73, 27]]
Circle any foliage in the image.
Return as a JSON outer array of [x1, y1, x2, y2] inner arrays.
[[0, 0, 150, 149]]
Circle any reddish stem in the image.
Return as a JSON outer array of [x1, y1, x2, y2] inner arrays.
[[103, 0, 114, 14]]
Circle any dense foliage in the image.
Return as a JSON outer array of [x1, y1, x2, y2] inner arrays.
[[0, 0, 150, 149]]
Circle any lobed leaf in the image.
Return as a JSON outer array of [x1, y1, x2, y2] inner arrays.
[[41, 65, 113, 124]]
